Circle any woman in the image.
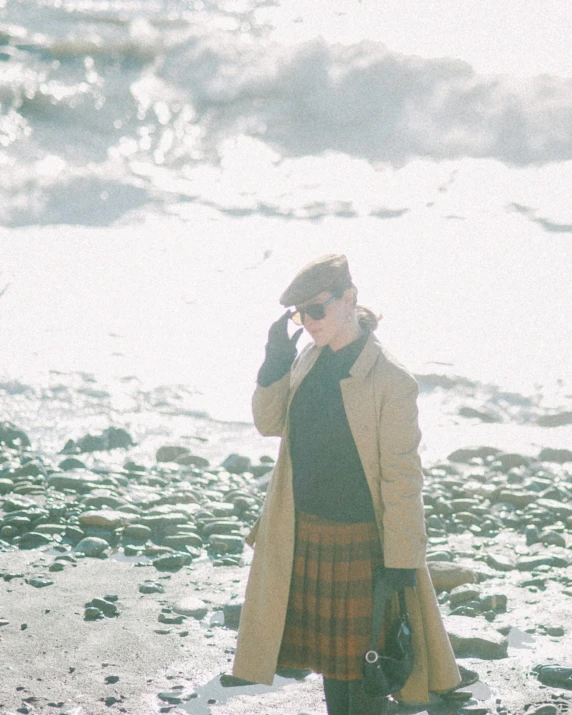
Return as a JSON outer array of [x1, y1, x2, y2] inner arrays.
[[233, 254, 461, 713]]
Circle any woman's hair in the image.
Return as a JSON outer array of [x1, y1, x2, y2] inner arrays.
[[333, 281, 382, 332], [356, 304, 381, 332]]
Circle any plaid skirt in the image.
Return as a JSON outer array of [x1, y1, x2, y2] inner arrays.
[[277, 510, 384, 680]]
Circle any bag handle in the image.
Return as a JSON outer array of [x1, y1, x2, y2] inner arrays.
[[366, 567, 408, 660]]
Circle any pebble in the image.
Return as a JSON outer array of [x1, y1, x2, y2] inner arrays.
[[26, 576, 54, 588], [444, 615, 509, 659], [74, 537, 110, 558], [172, 597, 208, 619], [139, 580, 165, 594]]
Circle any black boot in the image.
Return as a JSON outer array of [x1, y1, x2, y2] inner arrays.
[[323, 677, 350, 715], [348, 680, 388, 715]]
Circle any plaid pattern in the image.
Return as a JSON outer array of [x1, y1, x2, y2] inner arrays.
[[277, 510, 385, 680]]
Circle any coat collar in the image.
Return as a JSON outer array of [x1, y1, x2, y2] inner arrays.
[[293, 330, 381, 388]]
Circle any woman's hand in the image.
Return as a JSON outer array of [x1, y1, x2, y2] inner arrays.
[[266, 311, 303, 357], [257, 312, 303, 387]]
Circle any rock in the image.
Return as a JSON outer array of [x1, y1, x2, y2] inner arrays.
[[78, 510, 134, 529], [173, 597, 208, 619], [538, 448, 572, 463], [444, 615, 509, 659], [478, 594, 507, 612], [62, 427, 135, 454], [163, 534, 203, 550], [174, 453, 210, 468], [202, 521, 241, 537], [124, 524, 152, 542], [537, 666, 572, 689], [156, 446, 190, 463], [223, 601, 243, 628], [539, 530, 566, 547], [0, 421, 31, 448], [491, 453, 531, 471], [47, 472, 100, 493], [428, 562, 477, 591], [449, 585, 481, 608], [208, 534, 244, 554], [495, 490, 536, 508], [84, 607, 104, 621], [139, 580, 165, 594], [426, 551, 454, 562], [58, 457, 87, 471], [18, 532, 52, 549], [536, 499, 572, 519], [152, 553, 192, 572], [537, 412, 572, 427], [86, 598, 119, 618], [221, 454, 251, 474], [531, 706, 558, 715], [0, 477, 14, 494], [74, 537, 110, 557], [27, 576, 54, 588], [447, 447, 502, 463], [158, 612, 185, 625], [158, 690, 183, 704], [543, 625, 565, 637], [485, 554, 515, 571], [105, 675, 120, 684], [458, 407, 501, 423], [516, 555, 555, 571]]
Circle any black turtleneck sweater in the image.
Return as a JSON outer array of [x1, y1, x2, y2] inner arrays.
[[288, 330, 376, 523]]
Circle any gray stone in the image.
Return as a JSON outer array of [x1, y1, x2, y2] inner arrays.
[[139, 580, 165, 594], [74, 537, 110, 557], [537, 412, 572, 427], [492, 453, 531, 471], [0, 421, 31, 448], [158, 612, 185, 625], [0, 478, 14, 494], [86, 598, 119, 618], [78, 509, 133, 529], [58, 457, 87, 471], [173, 597, 208, 619], [537, 666, 572, 689], [447, 446, 502, 463], [221, 453, 251, 474], [538, 448, 572, 463], [152, 553, 192, 572], [223, 601, 243, 628], [539, 530, 566, 547], [536, 499, 572, 519], [163, 534, 203, 550], [208, 534, 244, 554], [47, 472, 100, 493], [486, 554, 515, 571], [19, 532, 52, 549], [156, 446, 190, 462], [123, 524, 152, 541], [84, 607, 104, 621], [449, 585, 481, 608], [517, 555, 554, 571], [202, 521, 241, 537], [531, 706, 558, 715], [444, 615, 508, 659], [428, 562, 477, 592], [27, 576, 54, 588], [478, 594, 507, 612]]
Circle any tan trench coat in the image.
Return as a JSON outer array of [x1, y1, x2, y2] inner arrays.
[[233, 333, 461, 701]]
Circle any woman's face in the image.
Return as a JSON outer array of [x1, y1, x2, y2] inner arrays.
[[294, 289, 353, 349]]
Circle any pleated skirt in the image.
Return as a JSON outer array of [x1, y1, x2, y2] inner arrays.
[[277, 510, 384, 680]]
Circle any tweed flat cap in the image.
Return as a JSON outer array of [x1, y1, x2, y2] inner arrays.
[[279, 254, 353, 306]]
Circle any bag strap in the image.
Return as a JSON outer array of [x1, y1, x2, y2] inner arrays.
[[368, 567, 408, 653]]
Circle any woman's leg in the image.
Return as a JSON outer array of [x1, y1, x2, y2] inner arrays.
[[323, 677, 350, 715]]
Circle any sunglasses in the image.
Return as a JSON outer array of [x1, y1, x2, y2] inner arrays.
[[291, 295, 339, 325]]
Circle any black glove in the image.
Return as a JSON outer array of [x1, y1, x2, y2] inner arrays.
[[382, 567, 417, 591], [257, 312, 303, 387]]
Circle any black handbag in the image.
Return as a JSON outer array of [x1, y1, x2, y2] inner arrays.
[[362, 568, 415, 698]]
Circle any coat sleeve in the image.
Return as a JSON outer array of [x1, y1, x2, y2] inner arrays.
[[378, 368, 427, 568], [251, 372, 291, 437]]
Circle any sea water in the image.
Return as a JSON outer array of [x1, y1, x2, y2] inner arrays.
[[1, 0, 571, 460]]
